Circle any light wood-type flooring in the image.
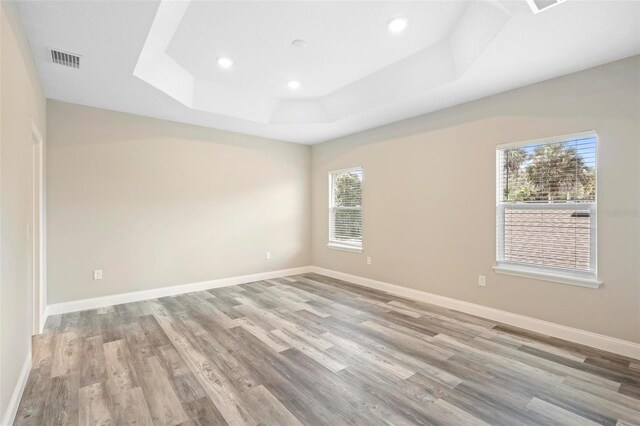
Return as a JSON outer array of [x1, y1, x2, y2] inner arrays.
[[14, 273, 640, 425]]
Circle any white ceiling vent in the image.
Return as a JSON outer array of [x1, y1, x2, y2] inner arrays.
[[50, 49, 80, 68], [526, 0, 567, 14]]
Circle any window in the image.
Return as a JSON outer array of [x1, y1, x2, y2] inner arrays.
[[495, 132, 600, 287], [328, 167, 363, 252]]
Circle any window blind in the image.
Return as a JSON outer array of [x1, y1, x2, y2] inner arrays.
[[329, 167, 363, 249], [497, 133, 597, 275]]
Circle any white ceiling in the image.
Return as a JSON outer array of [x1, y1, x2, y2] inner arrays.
[[17, 0, 640, 144], [167, 2, 466, 99]]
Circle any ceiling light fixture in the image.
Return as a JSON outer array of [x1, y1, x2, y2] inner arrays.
[[387, 17, 408, 33], [217, 57, 233, 69], [287, 80, 301, 90], [291, 39, 307, 48]]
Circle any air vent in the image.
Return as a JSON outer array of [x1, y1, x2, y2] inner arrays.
[[50, 49, 80, 68], [526, 0, 567, 14]]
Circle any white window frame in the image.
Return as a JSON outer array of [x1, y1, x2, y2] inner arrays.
[[328, 167, 363, 253], [493, 131, 602, 288]]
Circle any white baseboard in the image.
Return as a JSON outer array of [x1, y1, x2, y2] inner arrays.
[[42, 264, 639, 360], [1, 350, 32, 426], [309, 266, 640, 360], [46, 266, 313, 317]]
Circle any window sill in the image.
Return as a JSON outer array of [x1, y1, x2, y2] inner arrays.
[[327, 242, 363, 253], [493, 265, 602, 289]]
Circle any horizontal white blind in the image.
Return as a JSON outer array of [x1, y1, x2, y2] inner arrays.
[[498, 136, 596, 203], [503, 207, 592, 271], [497, 134, 597, 273], [329, 168, 363, 248]]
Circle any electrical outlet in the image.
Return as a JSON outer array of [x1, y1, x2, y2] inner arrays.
[[94, 270, 103, 280], [266, 251, 271, 260], [366, 256, 372, 265], [478, 275, 486, 287]]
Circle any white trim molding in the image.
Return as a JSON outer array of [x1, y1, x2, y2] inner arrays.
[[46, 266, 313, 316], [327, 242, 363, 253], [30, 119, 43, 145], [309, 266, 640, 360], [493, 265, 602, 289], [495, 129, 596, 150], [2, 349, 32, 426], [31, 118, 47, 335]]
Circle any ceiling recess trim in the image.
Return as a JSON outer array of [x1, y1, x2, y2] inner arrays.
[[134, 0, 511, 126]]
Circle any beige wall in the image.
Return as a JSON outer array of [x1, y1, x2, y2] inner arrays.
[[46, 101, 311, 304], [0, 1, 46, 420], [311, 55, 640, 343]]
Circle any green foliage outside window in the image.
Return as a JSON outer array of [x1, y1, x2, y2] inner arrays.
[[334, 173, 362, 207], [504, 143, 595, 202]]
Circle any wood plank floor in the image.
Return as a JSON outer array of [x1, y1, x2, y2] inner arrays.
[[15, 273, 640, 425]]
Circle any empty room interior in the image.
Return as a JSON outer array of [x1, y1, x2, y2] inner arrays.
[[1, 0, 640, 424]]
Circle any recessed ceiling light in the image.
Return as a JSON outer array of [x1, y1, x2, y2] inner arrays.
[[387, 17, 408, 33], [217, 57, 233, 69], [287, 80, 301, 90], [291, 39, 307, 48]]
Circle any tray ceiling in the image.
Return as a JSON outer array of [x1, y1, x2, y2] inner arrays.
[[18, 0, 640, 143]]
